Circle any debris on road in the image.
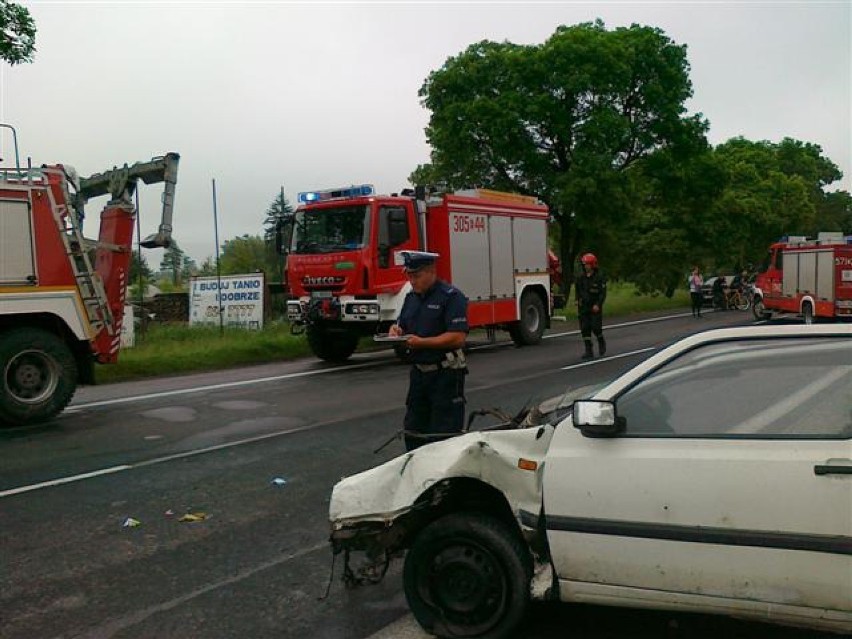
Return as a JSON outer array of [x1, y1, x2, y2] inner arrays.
[[122, 517, 141, 528], [164, 509, 174, 517], [178, 512, 208, 523], [271, 477, 287, 487]]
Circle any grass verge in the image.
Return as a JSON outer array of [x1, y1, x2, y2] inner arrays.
[[96, 282, 689, 383]]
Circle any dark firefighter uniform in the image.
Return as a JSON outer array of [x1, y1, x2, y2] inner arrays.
[[576, 256, 607, 359], [396, 255, 469, 452]]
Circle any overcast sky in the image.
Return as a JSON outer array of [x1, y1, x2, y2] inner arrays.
[[2, 1, 850, 265]]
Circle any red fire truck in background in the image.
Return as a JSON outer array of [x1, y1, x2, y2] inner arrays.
[[752, 232, 852, 323], [281, 184, 558, 361], [0, 124, 179, 425]]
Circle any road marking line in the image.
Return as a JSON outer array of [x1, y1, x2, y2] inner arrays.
[[560, 347, 656, 371], [65, 360, 384, 412], [0, 464, 132, 498], [64, 311, 694, 413], [0, 425, 317, 499], [544, 311, 695, 340]]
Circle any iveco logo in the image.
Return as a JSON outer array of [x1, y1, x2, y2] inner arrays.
[[303, 276, 344, 285]]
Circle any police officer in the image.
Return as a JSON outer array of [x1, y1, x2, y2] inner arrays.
[[389, 251, 469, 451], [575, 252, 607, 359]]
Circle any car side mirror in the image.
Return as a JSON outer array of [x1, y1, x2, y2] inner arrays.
[[572, 400, 624, 438]]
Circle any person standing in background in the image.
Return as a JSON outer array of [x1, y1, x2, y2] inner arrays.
[[575, 253, 607, 359], [689, 266, 704, 318]]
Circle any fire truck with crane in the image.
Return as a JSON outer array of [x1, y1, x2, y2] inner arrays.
[[752, 232, 852, 323], [0, 124, 179, 426], [279, 184, 559, 362]]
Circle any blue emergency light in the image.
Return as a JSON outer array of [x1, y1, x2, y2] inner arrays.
[[297, 184, 375, 203]]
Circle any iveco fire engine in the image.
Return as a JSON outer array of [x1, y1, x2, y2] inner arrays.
[[0, 124, 179, 425], [752, 232, 852, 323], [282, 184, 556, 362]]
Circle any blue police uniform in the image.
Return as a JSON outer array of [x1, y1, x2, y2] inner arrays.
[[396, 254, 469, 451]]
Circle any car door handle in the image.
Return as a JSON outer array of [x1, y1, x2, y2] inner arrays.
[[814, 460, 852, 476]]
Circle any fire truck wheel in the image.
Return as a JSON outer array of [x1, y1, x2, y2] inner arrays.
[[802, 302, 814, 325], [404, 512, 531, 639], [509, 292, 546, 346], [306, 326, 359, 362], [0, 328, 78, 427]]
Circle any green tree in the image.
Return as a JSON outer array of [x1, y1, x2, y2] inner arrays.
[[412, 21, 708, 286], [0, 0, 36, 65], [219, 234, 270, 275], [197, 256, 217, 276], [262, 190, 293, 282], [620, 146, 726, 295], [159, 240, 195, 286], [262, 189, 294, 241], [129, 249, 154, 287], [710, 137, 849, 268]]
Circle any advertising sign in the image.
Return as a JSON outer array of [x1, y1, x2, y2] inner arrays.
[[189, 273, 265, 329]]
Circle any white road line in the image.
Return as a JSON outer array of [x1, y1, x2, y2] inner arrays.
[[544, 310, 695, 340], [0, 464, 132, 498], [64, 311, 693, 414], [560, 347, 656, 370], [4, 312, 692, 499], [0, 424, 317, 499], [65, 360, 383, 412]]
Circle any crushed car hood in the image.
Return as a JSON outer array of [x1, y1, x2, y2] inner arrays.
[[329, 425, 556, 529]]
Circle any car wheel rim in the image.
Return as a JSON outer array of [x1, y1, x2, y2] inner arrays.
[[4, 350, 59, 404], [424, 540, 507, 633]]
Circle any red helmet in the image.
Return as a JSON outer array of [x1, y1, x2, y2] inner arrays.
[[580, 253, 598, 268]]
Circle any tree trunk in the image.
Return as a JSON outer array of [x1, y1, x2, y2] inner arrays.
[[558, 215, 580, 304]]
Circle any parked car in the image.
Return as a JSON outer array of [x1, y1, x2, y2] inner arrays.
[[701, 274, 733, 307], [329, 325, 852, 638]]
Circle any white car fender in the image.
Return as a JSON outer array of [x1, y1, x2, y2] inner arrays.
[[329, 425, 556, 531]]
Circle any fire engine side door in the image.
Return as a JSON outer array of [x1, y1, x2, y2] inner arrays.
[[372, 202, 417, 293]]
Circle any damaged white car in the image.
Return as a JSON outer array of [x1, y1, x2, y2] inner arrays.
[[329, 326, 852, 638]]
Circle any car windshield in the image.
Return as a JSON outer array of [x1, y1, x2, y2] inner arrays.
[[291, 205, 370, 254]]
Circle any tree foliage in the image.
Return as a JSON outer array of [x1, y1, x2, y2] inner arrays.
[[159, 240, 195, 286], [709, 137, 850, 269], [262, 190, 294, 241], [413, 21, 708, 284], [129, 249, 154, 285], [0, 0, 36, 65], [219, 234, 273, 276], [413, 21, 851, 294]]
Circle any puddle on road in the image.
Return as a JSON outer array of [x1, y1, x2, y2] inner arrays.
[[140, 407, 197, 423], [210, 400, 268, 411]]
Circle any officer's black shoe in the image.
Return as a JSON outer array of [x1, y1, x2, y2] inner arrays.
[[581, 341, 594, 360], [597, 336, 607, 356]]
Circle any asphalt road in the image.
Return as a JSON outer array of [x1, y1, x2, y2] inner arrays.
[[0, 310, 833, 639]]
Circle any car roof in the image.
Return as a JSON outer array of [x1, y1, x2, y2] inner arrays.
[[594, 324, 851, 400]]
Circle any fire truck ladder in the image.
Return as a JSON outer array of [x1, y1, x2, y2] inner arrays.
[[46, 181, 115, 335]]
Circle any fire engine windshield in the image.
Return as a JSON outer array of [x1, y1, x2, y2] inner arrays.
[[291, 205, 370, 254]]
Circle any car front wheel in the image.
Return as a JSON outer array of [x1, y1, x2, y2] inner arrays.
[[404, 512, 531, 639]]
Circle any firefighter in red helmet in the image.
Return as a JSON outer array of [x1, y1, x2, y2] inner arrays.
[[575, 252, 607, 359]]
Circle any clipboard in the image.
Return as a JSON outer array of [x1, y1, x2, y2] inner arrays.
[[373, 333, 410, 343]]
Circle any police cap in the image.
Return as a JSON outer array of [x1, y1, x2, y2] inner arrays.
[[398, 250, 439, 273]]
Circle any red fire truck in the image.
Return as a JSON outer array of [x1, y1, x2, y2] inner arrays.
[[752, 232, 852, 323], [0, 124, 179, 425], [282, 184, 556, 361]]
